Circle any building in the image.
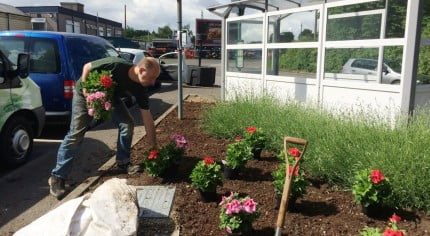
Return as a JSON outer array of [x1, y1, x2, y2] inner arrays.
[[17, 2, 122, 37], [208, 0, 430, 120], [0, 3, 31, 30]]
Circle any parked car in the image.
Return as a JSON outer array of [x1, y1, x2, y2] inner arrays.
[[0, 31, 119, 124], [117, 48, 153, 65], [0, 50, 45, 166], [157, 52, 189, 81], [340, 58, 401, 84]]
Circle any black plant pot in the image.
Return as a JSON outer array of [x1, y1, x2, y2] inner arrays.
[[161, 163, 179, 178], [361, 203, 381, 217], [252, 148, 262, 160], [198, 190, 218, 202], [224, 166, 239, 180], [275, 195, 297, 211]]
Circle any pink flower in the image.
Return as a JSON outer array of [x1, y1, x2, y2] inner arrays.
[[390, 213, 401, 223], [170, 134, 187, 149], [225, 226, 232, 234], [234, 136, 242, 142], [94, 91, 105, 99], [247, 126, 256, 133], [219, 192, 234, 206], [88, 108, 94, 116], [104, 102, 111, 110], [371, 170, 385, 184], [242, 198, 256, 213], [225, 199, 242, 214]]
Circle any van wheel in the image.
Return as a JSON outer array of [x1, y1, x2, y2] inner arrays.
[[0, 116, 34, 167]]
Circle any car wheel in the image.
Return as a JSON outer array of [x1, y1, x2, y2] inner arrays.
[[0, 116, 34, 166], [391, 80, 400, 85]]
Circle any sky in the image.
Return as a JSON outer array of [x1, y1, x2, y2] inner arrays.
[[3, 0, 233, 32]]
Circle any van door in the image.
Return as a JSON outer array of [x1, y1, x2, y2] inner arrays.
[[27, 38, 65, 114]]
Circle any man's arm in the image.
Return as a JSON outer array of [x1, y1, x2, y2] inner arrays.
[[81, 63, 92, 96], [141, 109, 156, 147]]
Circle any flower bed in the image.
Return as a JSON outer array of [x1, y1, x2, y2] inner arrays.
[[105, 101, 430, 235]]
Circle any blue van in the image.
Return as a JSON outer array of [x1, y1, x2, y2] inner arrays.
[[0, 31, 119, 123]]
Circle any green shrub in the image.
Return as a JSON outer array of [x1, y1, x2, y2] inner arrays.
[[201, 96, 430, 212]]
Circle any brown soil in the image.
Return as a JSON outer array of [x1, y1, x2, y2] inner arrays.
[[104, 100, 430, 236]]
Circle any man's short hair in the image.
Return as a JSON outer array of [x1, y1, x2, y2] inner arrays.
[[138, 57, 160, 79]]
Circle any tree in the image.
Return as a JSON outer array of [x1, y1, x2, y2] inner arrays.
[[156, 25, 173, 38]]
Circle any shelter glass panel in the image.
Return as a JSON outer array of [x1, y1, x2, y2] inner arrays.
[[326, 1, 384, 41], [383, 46, 403, 85], [418, 45, 430, 84], [268, 10, 319, 43], [227, 49, 262, 74], [267, 48, 317, 78], [227, 17, 263, 44], [324, 48, 380, 83]]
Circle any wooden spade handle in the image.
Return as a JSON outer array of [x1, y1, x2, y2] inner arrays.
[[276, 136, 309, 235], [284, 136, 308, 146]]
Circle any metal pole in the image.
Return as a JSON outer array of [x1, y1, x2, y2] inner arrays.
[[124, 4, 127, 36], [400, 0, 423, 116], [177, 0, 183, 120]]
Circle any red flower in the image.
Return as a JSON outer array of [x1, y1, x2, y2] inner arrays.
[[390, 213, 401, 223], [288, 165, 299, 177], [246, 126, 256, 133], [288, 148, 301, 159], [234, 136, 242, 142], [204, 157, 214, 166], [100, 75, 113, 88], [148, 150, 158, 160], [383, 228, 404, 236], [370, 170, 385, 184]]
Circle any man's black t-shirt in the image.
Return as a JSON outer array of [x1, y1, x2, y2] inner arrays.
[[76, 56, 149, 109]]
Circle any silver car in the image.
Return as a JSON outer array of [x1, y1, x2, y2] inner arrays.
[[341, 58, 401, 84]]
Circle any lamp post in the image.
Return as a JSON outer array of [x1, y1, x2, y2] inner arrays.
[[177, 0, 183, 120]]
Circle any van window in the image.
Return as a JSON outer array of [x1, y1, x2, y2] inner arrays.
[[29, 39, 60, 74], [65, 37, 119, 76], [0, 37, 25, 66]]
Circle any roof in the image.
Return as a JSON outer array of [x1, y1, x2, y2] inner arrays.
[[0, 3, 28, 16], [17, 6, 121, 27]]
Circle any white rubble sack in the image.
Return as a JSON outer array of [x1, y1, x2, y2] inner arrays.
[[14, 178, 138, 236]]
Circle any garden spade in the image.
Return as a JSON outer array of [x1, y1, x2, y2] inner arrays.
[[275, 136, 308, 236]]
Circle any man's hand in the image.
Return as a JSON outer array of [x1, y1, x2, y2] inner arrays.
[[141, 109, 156, 147], [81, 63, 92, 96]]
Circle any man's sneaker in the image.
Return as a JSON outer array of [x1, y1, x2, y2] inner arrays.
[[48, 175, 66, 200], [118, 163, 142, 175]]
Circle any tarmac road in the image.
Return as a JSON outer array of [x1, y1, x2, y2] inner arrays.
[[0, 58, 221, 234]]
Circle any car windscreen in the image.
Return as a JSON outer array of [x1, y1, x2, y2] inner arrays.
[[65, 37, 119, 76]]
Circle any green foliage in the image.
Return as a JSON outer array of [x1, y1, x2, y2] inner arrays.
[[142, 147, 170, 177], [243, 126, 266, 151], [352, 169, 392, 207], [82, 70, 116, 121], [225, 140, 253, 169], [360, 227, 382, 236], [201, 96, 430, 212], [190, 158, 223, 192], [272, 150, 310, 198], [81, 70, 114, 94], [219, 192, 260, 234]]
